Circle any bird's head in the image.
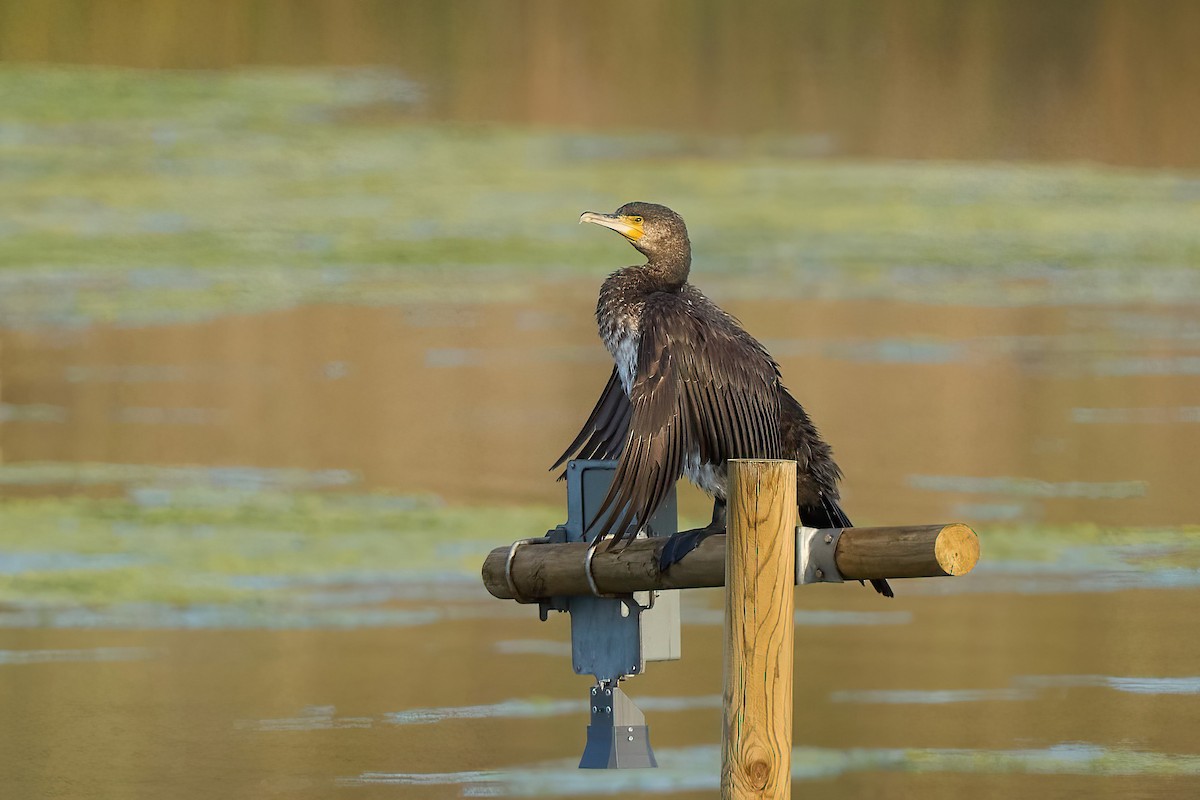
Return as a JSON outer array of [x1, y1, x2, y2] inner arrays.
[[579, 202, 691, 278]]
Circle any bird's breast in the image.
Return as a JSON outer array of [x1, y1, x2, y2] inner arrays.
[[604, 326, 639, 395], [597, 298, 643, 396]]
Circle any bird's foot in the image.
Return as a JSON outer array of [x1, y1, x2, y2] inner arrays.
[[658, 526, 725, 572]]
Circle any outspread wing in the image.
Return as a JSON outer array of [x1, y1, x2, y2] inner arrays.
[[589, 298, 783, 545], [550, 366, 631, 476]]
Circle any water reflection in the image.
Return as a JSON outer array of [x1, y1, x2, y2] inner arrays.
[[1072, 407, 1200, 424], [3, 1, 1199, 168], [833, 675, 1200, 705], [0, 646, 159, 665], [385, 695, 721, 727], [239, 706, 375, 732], [343, 742, 1200, 794], [6, 283, 1198, 529]]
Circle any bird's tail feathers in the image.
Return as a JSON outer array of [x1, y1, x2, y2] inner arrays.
[[799, 496, 894, 598]]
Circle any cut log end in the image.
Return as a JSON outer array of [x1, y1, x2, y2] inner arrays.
[[934, 522, 980, 576]]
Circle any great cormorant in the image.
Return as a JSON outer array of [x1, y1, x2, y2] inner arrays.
[[554, 202, 892, 598]]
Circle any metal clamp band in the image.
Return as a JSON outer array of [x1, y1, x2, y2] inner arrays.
[[505, 536, 550, 603], [585, 541, 655, 613], [584, 542, 624, 599]]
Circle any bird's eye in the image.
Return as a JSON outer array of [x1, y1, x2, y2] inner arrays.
[[632, 216, 643, 224]]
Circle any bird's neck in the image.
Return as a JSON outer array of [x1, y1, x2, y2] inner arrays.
[[642, 251, 691, 289]]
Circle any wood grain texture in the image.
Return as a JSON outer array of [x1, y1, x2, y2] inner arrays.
[[933, 523, 981, 575], [481, 523, 978, 599], [721, 460, 796, 800]]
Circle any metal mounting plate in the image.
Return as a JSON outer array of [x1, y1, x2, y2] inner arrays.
[[796, 525, 845, 584], [563, 460, 679, 682], [579, 684, 657, 769]]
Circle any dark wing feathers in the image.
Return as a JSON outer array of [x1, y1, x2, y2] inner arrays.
[[551, 367, 631, 475], [588, 299, 784, 546]]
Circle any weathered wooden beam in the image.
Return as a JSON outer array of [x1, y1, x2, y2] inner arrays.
[[481, 522, 978, 600], [834, 523, 979, 580], [721, 460, 794, 800]]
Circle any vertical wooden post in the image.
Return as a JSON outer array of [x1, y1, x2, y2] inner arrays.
[[722, 459, 796, 800]]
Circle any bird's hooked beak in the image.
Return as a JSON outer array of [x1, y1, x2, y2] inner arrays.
[[579, 211, 644, 241]]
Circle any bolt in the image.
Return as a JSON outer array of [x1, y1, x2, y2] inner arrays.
[[824, 533, 833, 544], [591, 688, 597, 695], [627, 735, 634, 742], [605, 689, 611, 696], [605, 706, 611, 713], [815, 568, 824, 579], [627, 727, 634, 733], [591, 706, 597, 712]]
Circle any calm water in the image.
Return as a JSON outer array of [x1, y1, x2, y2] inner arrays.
[[4, 285, 1199, 528], [2, 2, 1200, 798], [3, 276, 1200, 798], [2, 588, 1200, 798]]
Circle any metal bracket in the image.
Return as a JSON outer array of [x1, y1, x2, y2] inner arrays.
[[536, 527, 570, 621], [797, 525, 845, 584], [579, 682, 657, 769]]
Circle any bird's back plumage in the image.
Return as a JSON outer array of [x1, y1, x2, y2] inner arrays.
[[586, 282, 784, 541]]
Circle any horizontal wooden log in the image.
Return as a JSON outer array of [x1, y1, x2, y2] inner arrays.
[[481, 523, 978, 600], [834, 523, 978, 580]]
